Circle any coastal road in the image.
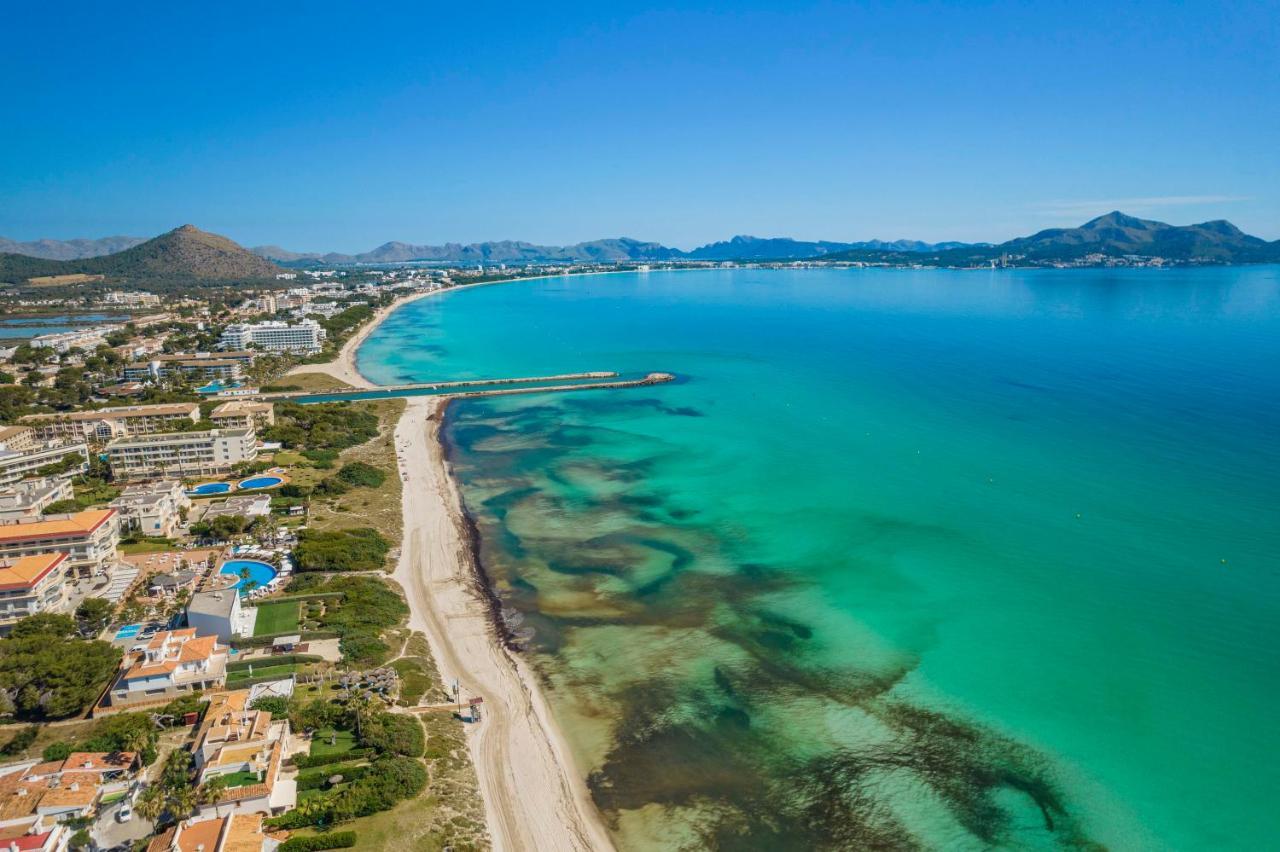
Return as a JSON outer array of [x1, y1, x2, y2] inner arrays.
[[392, 396, 615, 852]]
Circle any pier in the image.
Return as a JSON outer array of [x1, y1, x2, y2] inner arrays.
[[249, 371, 676, 405]]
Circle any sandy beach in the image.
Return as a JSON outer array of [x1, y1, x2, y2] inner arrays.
[[393, 397, 615, 852], [289, 274, 623, 850]]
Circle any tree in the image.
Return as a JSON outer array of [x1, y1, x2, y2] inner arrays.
[[135, 785, 166, 823], [200, 774, 230, 817], [168, 785, 198, 820], [74, 597, 114, 635], [161, 748, 192, 790]]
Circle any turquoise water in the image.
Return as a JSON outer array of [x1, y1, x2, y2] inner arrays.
[[361, 268, 1280, 850], [237, 476, 284, 490], [188, 482, 232, 495], [220, 559, 276, 592]]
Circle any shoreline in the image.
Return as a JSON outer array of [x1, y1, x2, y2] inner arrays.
[[287, 268, 644, 390], [392, 396, 615, 852], [294, 276, 617, 850]]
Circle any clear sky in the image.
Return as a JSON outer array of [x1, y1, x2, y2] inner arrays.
[[2, 1, 1277, 251]]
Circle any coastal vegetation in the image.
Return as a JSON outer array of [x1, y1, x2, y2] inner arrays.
[[294, 527, 390, 573], [0, 613, 121, 719]]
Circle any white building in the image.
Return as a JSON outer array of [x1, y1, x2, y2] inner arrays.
[[106, 428, 257, 480], [218, 320, 325, 354], [0, 552, 72, 632], [186, 588, 242, 643], [0, 443, 91, 488], [0, 478, 74, 523], [109, 480, 191, 538]]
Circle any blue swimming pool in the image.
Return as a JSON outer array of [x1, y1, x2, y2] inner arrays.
[[219, 559, 277, 593], [188, 482, 232, 496], [114, 623, 141, 640], [237, 476, 283, 490]]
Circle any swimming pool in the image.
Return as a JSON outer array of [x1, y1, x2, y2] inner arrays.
[[188, 482, 232, 496], [237, 476, 283, 490], [114, 623, 141, 640], [219, 559, 277, 593]]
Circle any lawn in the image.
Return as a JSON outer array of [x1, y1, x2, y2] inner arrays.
[[309, 728, 356, 759], [119, 537, 175, 554], [253, 601, 300, 636], [226, 663, 297, 684], [219, 770, 263, 788]]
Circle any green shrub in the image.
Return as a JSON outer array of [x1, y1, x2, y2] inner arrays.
[[294, 528, 389, 573], [335, 462, 386, 489], [359, 713, 424, 758]]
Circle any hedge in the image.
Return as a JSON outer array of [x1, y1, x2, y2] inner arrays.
[[229, 631, 339, 650], [278, 832, 357, 852], [291, 748, 375, 769]]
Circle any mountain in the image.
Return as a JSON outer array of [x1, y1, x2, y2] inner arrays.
[[1001, 211, 1274, 261], [254, 237, 685, 265], [819, 212, 1280, 265], [254, 235, 974, 264], [0, 224, 281, 285], [0, 235, 147, 260], [684, 235, 980, 260]]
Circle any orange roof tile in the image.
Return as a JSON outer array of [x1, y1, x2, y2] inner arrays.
[[0, 510, 114, 543], [0, 552, 67, 591]]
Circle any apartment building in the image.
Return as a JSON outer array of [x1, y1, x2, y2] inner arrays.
[[0, 552, 71, 633], [0, 478, 74, 522], [0, 425, 38, 453], [20, 402, 201, 444], [108, 629, 229, 706], [0, 509, 119, 578], [108, 480, 191, 537], [0, 443, 90, 488], [190, 689, 294, 817], [186, 588, 242, 644], [209, 400, 275, 431], [218, 320, 325, 354], [106, 428, 257, 480]]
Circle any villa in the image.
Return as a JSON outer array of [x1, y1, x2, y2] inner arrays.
[[107, 629, 228, 707], [146, 812, 276, 852]]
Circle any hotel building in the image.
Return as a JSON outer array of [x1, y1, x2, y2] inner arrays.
[[209, 400, 275, 431], [20, 402, 201, 444], [108, 480, 191, 537], [0, 443, 91, 488], [0, 552, 72, 633], [218, 320, 325, 354], [106, 428, 257, 480], [0, 509, 119, 578]]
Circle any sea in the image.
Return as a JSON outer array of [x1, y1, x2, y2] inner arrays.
[[359, 267, 1280, 850]]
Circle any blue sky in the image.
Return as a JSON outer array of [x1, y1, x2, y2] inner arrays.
[[2, 1, 1277, 251]]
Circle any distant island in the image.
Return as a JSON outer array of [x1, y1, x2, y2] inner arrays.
[[2, 213, 1278, 288]]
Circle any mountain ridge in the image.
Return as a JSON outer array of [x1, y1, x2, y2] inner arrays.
[[0, 224, 281, 284]]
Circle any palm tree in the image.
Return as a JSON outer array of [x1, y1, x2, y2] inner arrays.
[[161, 749, 192, 790], [168, 785, 197, 820], [200, 775, 230, 817], [135, 785, 165, 823]]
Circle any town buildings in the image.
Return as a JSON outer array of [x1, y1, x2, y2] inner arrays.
[[146, 812, 275, 852], [109, 480, 191, 537], [0, 509, 119, 578], [218, 320, 325, 354], [0, 751, 139, 840], [0, 426, 38, 454], [0, 552, 71, 633], [123, 357, 243, 384], [106, 428, 257, 480]]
